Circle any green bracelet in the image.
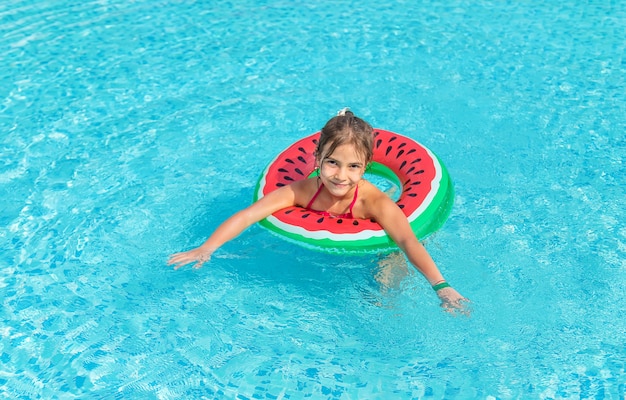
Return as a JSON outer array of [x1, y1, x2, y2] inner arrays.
[[432, 282, 451, 292]]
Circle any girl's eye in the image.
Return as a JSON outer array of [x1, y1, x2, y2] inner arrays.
[[349, 164, 362, 169], [325, 159, 337, 165]]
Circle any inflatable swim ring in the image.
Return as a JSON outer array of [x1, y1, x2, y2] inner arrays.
[[253, 129, 454, 254]]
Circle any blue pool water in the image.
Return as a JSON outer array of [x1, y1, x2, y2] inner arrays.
[[1, 0, 625, 398]]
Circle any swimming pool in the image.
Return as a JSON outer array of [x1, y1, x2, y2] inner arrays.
[[1, 0, 625, 398]]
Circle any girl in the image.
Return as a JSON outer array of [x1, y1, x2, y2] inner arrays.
[[168, 109, 468, 312]]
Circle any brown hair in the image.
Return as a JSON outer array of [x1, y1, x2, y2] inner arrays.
[[316, 109, 374, 165]]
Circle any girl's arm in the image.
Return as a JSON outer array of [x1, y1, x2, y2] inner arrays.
[[371, 194, 469, 312], [168, 183, 300, 270]]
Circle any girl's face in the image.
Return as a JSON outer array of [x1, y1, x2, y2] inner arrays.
[[317, 143, 366, 198]]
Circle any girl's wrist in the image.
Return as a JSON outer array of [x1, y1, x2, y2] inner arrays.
[[432, 280, 451, 292], [200, 244, 217, 252], [199, 245, 216, 255]]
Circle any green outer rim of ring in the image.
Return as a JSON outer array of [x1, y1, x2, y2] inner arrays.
[[253, 156, 454, 255], [407, 155, 454, 241]]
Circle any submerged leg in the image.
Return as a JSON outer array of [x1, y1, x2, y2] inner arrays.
[[374, 251, 410, 290]]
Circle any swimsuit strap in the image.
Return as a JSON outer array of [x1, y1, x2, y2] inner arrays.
[[305, 182, 324, 210], [305, 182, 359, 219], [346, 184, 358, 217]]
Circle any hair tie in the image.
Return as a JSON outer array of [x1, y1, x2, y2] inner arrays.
[[337, 107, 350, 116]]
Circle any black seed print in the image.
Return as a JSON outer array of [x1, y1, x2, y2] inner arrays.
[[285, 209, 294, 214], [352, 220, 359, 226], [386, 146, 393, 156], [376, 139, 382, 149], [415, 169, 424, 174], [302, 213, 310, 218], [411, 158, 422, 164], [295, 168, 304, 176], [407, 193, 417, 197], [317, 217, 324, 223], [398, 204, 405, 209], [389, 136, 397, 142], [370, 218, 377, 223], [284, 176, 294, 181], [404, 187, 412, 192], [313, 139, 318, 145], [297, 156, 306, 163], [373, 131, 380, 137], [278, 168, 288, 173], [276, 183, 285, 187], [407, 166, 415, 174], [400, 160, 407, 170], [397, 149, 405, 158], [407, 149, 416, 155], [412, 181, 422, 185], [337, 219, 343, 224], [404, 179, 411, 185], [398, 143, 406, 149], [298, 147, 306, 154], [285, 158, 294, 164]]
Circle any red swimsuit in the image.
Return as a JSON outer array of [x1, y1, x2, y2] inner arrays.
[[305, 184, 358, 219]]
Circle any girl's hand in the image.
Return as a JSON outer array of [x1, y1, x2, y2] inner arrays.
[[436, 287, 471, 316], [167, 247, 214, 270]]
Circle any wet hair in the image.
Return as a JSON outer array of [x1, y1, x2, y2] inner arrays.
[[316, 108, 374, 165]]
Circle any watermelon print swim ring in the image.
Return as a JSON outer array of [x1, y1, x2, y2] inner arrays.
[[253, 129, 454, 254]]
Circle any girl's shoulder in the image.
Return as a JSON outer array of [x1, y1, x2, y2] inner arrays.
[[291, 177, 319, 191], [355, 179, 396, 218], [290, 177, 319, 206]]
